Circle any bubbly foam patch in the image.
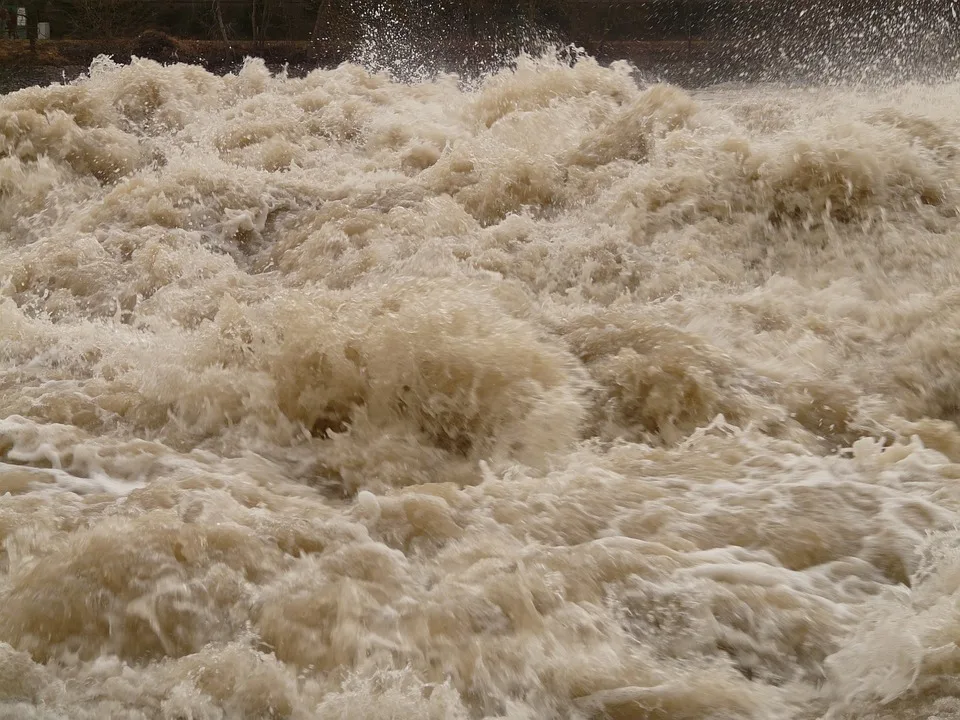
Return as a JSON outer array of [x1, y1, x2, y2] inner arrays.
[[1, 54, 960, 719]]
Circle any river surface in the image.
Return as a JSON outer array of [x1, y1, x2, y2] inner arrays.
[[2, 53, 960, 719]]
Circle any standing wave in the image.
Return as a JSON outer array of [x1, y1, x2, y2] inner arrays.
[[1, 52, 960, 719]]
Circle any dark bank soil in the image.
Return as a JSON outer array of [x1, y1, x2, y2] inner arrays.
[[0, 36, 779, 94], [0, 38, 348, 93], [1, 35, 953, 94]]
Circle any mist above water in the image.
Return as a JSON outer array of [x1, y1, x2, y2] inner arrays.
[[2, 35, 960, 720]]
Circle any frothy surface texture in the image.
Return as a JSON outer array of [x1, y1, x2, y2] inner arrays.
[[3, 54, 960, 719]]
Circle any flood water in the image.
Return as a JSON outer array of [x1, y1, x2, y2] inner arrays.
[[2, 52, 960, 719]]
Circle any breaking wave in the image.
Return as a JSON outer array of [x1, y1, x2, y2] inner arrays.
[[2, 51, 960, 719]]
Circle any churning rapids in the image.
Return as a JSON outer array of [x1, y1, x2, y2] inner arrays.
[[3, 50, 960, 720]]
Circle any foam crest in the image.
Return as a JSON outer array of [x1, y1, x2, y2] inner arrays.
[[2, 53, 960, 719]]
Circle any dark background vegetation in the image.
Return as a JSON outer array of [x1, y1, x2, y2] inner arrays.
[[2, 0, 959, 84]]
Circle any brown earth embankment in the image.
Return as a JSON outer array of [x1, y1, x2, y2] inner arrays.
[[1, 34, 956, 95]]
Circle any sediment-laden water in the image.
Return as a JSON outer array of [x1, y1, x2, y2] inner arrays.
[[2, 53, 960, 719]]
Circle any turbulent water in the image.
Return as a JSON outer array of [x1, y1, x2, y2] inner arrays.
[[3, 51, 960, 719]]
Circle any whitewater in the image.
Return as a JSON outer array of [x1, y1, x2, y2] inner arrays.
[[2, 49, 960, 719]]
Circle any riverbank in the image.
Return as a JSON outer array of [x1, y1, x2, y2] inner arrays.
[[0, 38, 726, 93], [1, 35, 955, 95]]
